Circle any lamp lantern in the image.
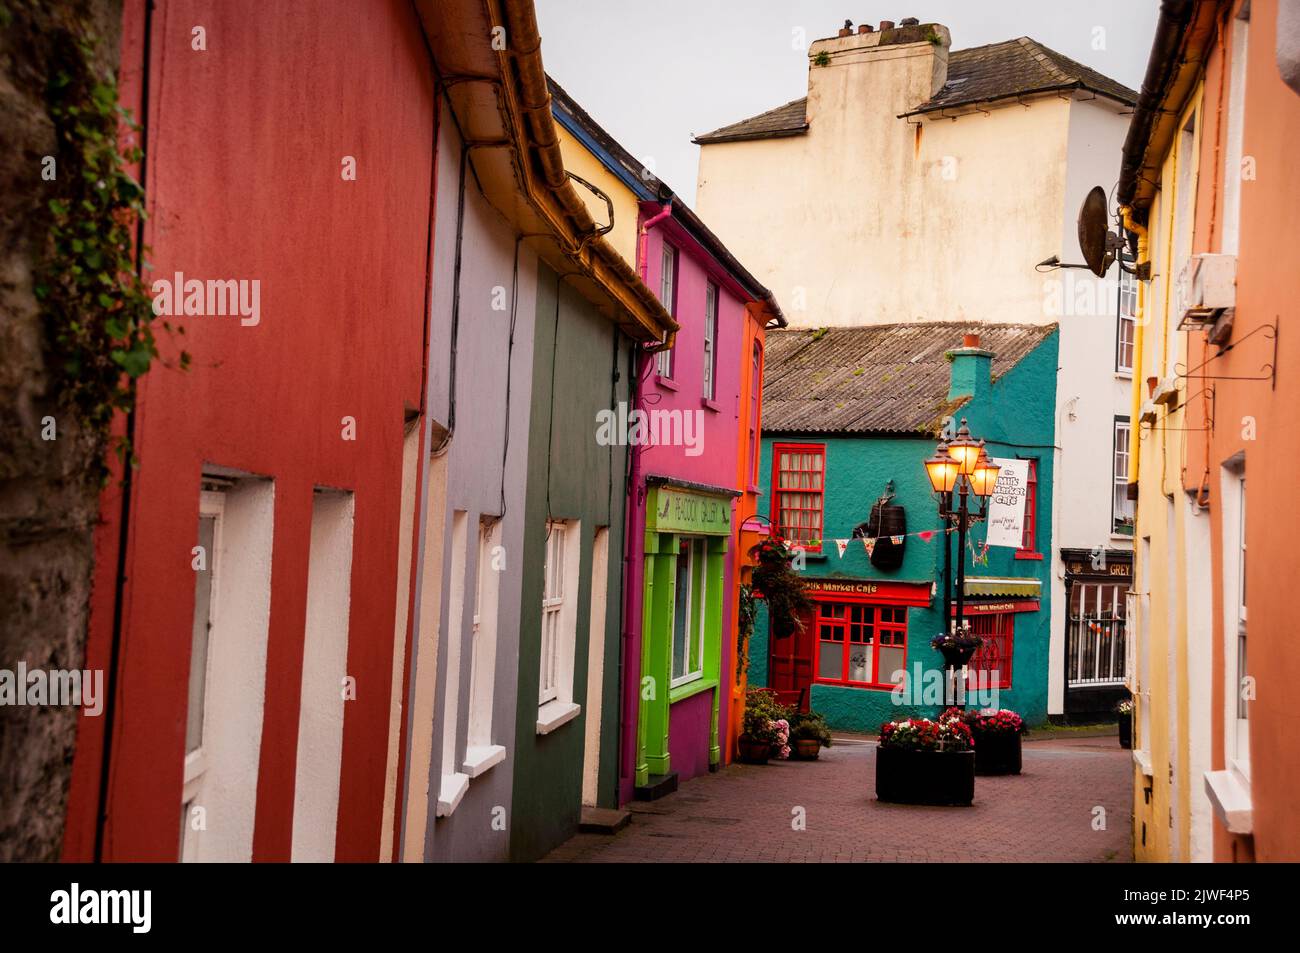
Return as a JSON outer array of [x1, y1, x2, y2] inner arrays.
[[946, 417, 981, 476], [924, 440, 960, 494]]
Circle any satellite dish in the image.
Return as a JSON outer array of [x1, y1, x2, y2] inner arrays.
[[1078, 186, 1112, 278]]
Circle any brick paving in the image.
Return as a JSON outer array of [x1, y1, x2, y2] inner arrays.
[[543, 735, 1133, 862]]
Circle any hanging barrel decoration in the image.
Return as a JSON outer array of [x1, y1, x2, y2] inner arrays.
[[866, 498, 906, 572]]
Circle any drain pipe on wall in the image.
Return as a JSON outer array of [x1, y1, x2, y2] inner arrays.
[[617, 201, 673, 797]]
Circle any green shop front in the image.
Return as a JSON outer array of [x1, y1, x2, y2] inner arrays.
[[631, 478, 738, 799]]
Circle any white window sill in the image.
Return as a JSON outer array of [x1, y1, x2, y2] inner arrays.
[[1133, 749, 1154, 777], [536, 700, 581, 735], [1204, 769, 1253, 834], [462, 744, 506, 779], [435, 772, 469, 818]]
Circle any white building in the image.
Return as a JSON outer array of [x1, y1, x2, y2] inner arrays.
[[695, 20, 1138, 718]]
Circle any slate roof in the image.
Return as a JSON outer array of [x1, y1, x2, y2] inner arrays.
[[694, 37, 1136, 143], [761, 323, 1057, 436]]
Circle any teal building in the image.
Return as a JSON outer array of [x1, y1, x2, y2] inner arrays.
[[755, 323, 1059, 730]]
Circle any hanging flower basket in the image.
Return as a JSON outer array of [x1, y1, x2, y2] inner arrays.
[[875, 718, 975, 806], [931, 629, 982, 668], [749, 535, 814, 641]]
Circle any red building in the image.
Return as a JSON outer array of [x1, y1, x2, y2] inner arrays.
[[62, 0, 436, 860]]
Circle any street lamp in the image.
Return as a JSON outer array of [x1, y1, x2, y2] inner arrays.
[[923, 420, 1000, 706]]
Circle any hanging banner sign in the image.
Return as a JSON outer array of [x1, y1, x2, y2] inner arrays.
[[985, 457, 1030, 548]]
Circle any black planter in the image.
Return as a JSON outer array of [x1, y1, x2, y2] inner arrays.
[[875, 746, 975, 806], [1117, 712, 1132, 749], [973, 730, 1022, 775]]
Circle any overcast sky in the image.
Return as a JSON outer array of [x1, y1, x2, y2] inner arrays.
[[534, 1, 1160, 207]]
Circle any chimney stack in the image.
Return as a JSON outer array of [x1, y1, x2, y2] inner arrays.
[[946, 335, 994, 401]]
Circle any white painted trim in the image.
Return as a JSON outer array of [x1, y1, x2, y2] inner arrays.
[[435, 772, 469, 818], [1204, 769, 1252, 834], [1133, 748, 1154, 777], [462, 744, 506, 779], [536, 700, 581, 735]]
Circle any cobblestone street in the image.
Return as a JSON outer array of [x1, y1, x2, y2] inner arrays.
[[545, 735, 1133, 863]]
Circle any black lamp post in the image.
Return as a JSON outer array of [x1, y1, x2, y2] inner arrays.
[[923, 418, 1001, 706]]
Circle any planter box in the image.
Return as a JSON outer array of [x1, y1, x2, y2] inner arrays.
[[1117, 712, 1132, 749], [792, 739, 821, 760], [875, 746, 974, 806], [737, 739, 771, 764], [973, 730, 1022, 775]]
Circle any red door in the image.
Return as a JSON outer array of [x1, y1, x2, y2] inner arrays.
[[768, 607, 815, 711]]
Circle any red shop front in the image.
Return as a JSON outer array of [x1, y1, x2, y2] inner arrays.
[[768, 579, 933, 710]]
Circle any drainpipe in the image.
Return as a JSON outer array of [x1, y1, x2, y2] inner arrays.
[[1121, 208, 1149, 493], [618, 200, 671, 800]]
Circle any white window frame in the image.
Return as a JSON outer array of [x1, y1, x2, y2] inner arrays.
[[1221, 12, 1249, 256], [670, 537, 707, 689], [703, 282, 718, 400], [656, 244, 676, 379], [1116, 259, 1137, 375], [182, 490, 224, 862], [464, 517, 505, 777], [1112, 418, 1134, 535], [537, 520, 582, 734]]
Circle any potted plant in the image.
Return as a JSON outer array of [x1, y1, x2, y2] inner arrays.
[[944, 707, 1025, 775], [749, 535, 814, 640], [1116, 698, 1133, 749], [738, 689, 792, 763], [790, 711, 833, 760], [875, 716, 975, 806], [930, 624, 984, 670]]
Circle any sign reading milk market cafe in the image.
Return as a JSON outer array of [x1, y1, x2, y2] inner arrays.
[[985, 457, 1030, 548]]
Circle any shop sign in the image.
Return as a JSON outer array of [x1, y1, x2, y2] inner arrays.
[[648, 486, 732, 535]]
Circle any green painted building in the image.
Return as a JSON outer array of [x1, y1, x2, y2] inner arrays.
[[509, 265, 636, 861], [755, 323, 1060, 730]]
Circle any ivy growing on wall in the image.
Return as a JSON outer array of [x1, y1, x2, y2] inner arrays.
[[35, 31, 185, 474]]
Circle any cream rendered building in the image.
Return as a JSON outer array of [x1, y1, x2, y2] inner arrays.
[[696, 20, 1137, 719]]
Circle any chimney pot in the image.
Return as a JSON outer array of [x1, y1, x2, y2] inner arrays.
[[879, 19, 895, 30], [838, 26, 852, 37], [857, 23, 871, 34], [962, 333, 980, 349]]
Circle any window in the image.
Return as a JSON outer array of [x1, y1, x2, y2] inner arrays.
[[182, 492, 222, 862], [540, 521, 568, 704], [466, 518, 503, 759], [1113, 418, 1134, 535], [181, 472, 274, 862], [814, 602, 907, 688], [966, 613, 1013, 690], [1224, 471, 1248, 771], [772, 443, 824, 551], [748, 342, 762, 486], [703, 283, 718, 400], [670, 538, 707, 687], [538, 519, 581, 734], [1017, 459, 1039, 555], [655, 244, 677, 379], [1067, 582, 1127, 686], [435, 511, 470, 818], [1117, 258, 1137, 374]]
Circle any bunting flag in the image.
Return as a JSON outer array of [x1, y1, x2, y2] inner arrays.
[[890, 535, 904, 545], [968, 536, 990, 567], [862, 537, 876, 557], [835, 539, 849, 558], [917, 530, 936, 542]]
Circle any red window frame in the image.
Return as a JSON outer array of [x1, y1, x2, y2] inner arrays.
[[1016, 459, 1041, 559], [813, 601, 908, 689], [771, 442, 824, 553], [965, 612, 1014, 690]]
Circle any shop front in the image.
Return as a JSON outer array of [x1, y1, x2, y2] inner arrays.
[[634, 480, 738, 798], [1061, 548, 1132, 720], [769, 579, 934, 727]]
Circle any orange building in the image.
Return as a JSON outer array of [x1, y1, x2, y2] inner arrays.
[[1120, 0, 1300, 861]]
